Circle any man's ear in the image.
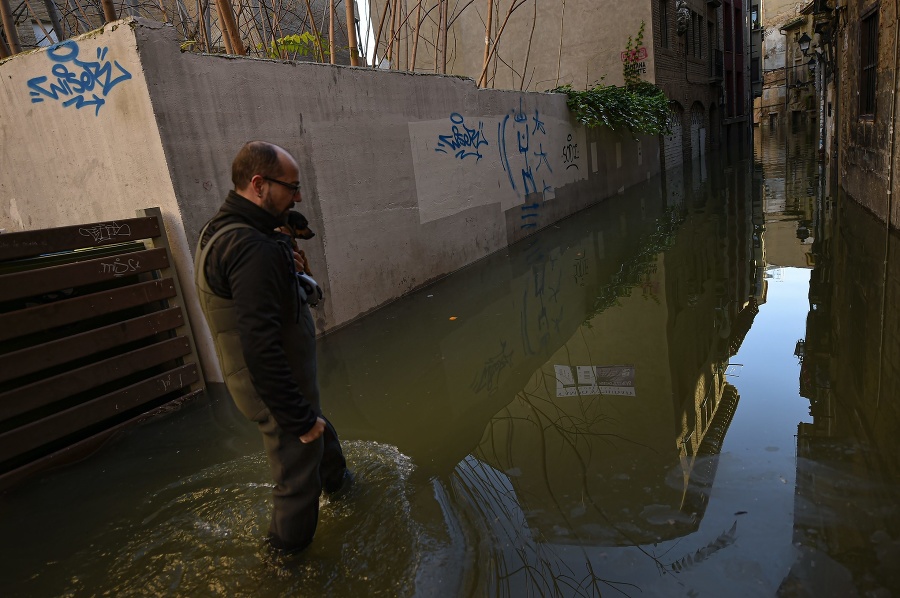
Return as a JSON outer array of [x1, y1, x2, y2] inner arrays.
[[250, 174, 265, 197]]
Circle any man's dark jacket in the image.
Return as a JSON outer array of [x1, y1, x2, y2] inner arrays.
[[195, 191, 318, 437]]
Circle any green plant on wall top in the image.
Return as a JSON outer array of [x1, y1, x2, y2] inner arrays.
[[258, 32, 329, 60], [551, 21, 671, 137]]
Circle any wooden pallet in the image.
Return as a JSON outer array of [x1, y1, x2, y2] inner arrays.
[[0, 208, 204, 490]]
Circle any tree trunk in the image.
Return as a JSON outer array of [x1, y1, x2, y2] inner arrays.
[[410, 0, 422, 71], [0, 0, 22, 53], [42, 0, 66, 41], [441, 0, 448, 73], [214, 0, 245, 54], [100, 0, 117, 22], [373, 0, 391, 67], [329, 0, 335, 64], [478, 0, 493, 86], [303, 0, 326, 62], [345, 0, 359, 65]]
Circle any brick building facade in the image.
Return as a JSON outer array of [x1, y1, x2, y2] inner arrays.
[[653, 0, 752, 169]]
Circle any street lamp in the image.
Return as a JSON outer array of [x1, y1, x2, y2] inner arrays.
[[798, 32, 812, 56]]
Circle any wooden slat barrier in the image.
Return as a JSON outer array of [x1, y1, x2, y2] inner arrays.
[[0, 247, 170, 303], [0, 210, 204, 489], [0, 217, 161, 261], [0, 279, 177, 343]]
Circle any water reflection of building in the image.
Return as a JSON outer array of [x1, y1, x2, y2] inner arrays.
[[319, 175, 674, 476], [464, 157, 758, 554], [755, 126, 819, 269], [783, 191, 900, 594]]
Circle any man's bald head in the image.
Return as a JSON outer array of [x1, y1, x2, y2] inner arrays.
[[232, 141, 294, 189]]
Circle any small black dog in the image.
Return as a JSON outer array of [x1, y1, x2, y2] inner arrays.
[[282, 211, 322, 307]]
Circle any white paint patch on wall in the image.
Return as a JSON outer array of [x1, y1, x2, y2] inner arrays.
[[0, 20, 220, 381], [408, 104, 588, 224]]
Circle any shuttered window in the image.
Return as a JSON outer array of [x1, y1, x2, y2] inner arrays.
[[859, 9, 878, 118]]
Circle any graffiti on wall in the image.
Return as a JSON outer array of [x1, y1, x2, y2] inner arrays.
[[410, 100, 587, 225], [27, 40, 132, 116], [435, 113, 489, 161]]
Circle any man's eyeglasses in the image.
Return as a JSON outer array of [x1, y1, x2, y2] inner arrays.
[[262, 176, 301, 193]]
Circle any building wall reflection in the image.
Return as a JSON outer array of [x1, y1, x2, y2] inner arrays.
[[786, 184, 900, 594], [465, 158, 759, 552]]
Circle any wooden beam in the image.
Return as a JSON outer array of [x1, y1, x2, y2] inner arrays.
[[0, 216, 160, 262], [0, 363, 200, 463], [0, 337, 192, 423], [0, 307, 185, 384]]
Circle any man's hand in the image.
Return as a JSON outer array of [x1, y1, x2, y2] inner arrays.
[[293, 248, 312, 276], [299, 417, 326, 443]]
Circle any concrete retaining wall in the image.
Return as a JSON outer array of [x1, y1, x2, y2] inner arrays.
[[1, 19, 661, 382]]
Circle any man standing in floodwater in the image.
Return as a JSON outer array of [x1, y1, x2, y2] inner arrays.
[[194, 141, 351, 552]]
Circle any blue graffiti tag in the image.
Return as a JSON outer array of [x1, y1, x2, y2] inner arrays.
[[498, 102, 551, 208], [435, 113, 489, 161], [521, 202, 539, 229], [27, 41, 132, 116]]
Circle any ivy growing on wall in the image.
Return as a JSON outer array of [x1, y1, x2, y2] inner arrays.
[[551, 21, 671, 137]]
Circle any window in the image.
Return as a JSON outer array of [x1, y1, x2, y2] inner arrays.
[[860, 9, 878, 117], [724, 7, 733, 52], [698, 15, 703, 57], [689, 11, 702, 58], [660, 0, 669, 48]]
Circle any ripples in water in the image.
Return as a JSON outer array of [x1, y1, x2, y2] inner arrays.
[[48, 441, 422, 597]]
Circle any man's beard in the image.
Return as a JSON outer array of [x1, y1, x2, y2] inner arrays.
[[260, 193, 289, 223]]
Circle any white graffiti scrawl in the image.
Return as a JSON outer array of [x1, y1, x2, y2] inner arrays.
[[27, 40, 132, 116]]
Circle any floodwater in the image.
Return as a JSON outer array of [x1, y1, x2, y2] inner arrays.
[[2, 125, 900, 597]]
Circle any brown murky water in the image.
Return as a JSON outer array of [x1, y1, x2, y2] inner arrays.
[[1, 124, 899, 597]]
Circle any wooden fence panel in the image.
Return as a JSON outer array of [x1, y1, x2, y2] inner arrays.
[[0, 210, 204, 488], [0, 217, 161, 261], [0, 279, 178, 342]]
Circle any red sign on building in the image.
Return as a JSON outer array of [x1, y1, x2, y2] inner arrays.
[[621, 46, 648, 62]]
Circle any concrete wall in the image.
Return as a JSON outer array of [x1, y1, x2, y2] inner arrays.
[[1, 19, 661, 383]]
